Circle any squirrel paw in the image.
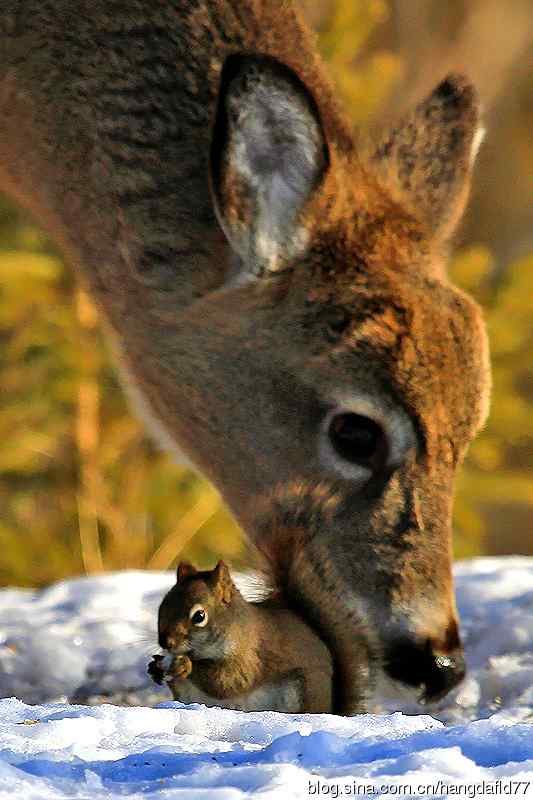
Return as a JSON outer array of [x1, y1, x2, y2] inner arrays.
[[148, 653, 192, 685], [170, 654, 193, 680]]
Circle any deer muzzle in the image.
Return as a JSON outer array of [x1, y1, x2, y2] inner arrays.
[[383, 626, 466, 702]]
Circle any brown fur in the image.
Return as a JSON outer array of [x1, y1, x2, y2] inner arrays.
[[153, 561, 333, 713], [0, 1, 490, 713]]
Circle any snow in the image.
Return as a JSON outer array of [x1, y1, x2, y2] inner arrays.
[[0, 558, 531, 798]]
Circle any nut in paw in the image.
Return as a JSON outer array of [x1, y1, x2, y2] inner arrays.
[[170, 654, 193, 680], [147, 654, 166, 686]]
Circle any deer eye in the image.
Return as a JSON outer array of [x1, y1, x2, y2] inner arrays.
[[189, 604, 208, 627], [328, 413, 387, 469]]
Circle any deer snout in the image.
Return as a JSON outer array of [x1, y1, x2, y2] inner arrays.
[[383, 632, 466, 703]]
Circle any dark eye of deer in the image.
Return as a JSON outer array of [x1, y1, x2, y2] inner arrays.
[[328, 413, 386, 469]]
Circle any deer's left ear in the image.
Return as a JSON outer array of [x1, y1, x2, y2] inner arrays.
[[373, 75, 484, 242], [210, 54, 329, 279]]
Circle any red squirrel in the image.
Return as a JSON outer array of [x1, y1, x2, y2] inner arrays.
[[149, 561, 333, 713]]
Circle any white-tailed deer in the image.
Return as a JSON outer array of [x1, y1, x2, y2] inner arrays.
[[0, 1, 490, 714]]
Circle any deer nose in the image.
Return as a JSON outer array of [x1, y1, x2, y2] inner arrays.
[[384, 636, 466, 702]]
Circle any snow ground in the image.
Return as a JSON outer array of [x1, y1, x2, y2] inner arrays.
[[0, 558, 531, 798]]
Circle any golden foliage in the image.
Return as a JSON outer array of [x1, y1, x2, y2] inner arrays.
[[451, 252, 533, 557]]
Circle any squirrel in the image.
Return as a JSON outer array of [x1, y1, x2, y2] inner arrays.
[[148, 560, 333, 714]]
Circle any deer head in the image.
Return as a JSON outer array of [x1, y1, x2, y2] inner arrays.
[[166, 55, 490, 711]]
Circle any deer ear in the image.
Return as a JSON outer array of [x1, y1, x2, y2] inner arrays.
[[176, 562, 197, 583], [210, 54, 329, 279], [210, 560, 235, 604], [373, 75, 483, 242]]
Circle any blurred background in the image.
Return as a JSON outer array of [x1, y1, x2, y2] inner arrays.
[[0, 0, 531, 587]]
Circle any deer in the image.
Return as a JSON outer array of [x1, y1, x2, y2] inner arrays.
[[0, 1, 490, 714]]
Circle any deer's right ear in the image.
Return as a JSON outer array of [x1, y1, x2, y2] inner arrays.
[[209, 54, 329, 280], [373, 74, 483, 244], [176, 562, 197, 583]]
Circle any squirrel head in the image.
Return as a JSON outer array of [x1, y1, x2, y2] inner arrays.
[[157, 560, 240, 660]]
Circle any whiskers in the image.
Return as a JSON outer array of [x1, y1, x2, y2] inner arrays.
[[120, 629, 158, 656]]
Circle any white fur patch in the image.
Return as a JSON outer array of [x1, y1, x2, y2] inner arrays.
[[168, 676, 302, 713], [470, 124, 486, 167]]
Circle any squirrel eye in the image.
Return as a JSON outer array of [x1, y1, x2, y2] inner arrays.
[[189, 604, 208, 627]]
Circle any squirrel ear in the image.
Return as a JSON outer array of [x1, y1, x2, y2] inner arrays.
[[176, 561, 197, 583], [211, 560, 234, 604]]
